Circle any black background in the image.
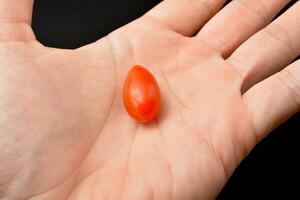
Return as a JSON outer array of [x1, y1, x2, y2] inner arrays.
[[32, 0, 300, 199]]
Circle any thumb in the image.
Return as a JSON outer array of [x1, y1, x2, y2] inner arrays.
[[0, 0, 35, 41]]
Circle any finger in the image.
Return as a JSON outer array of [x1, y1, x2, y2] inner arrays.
[[0, 0, 34, 24], [145, 0, 226, 36], [228, 1, 300, 91], [0, 0, 35, 41], [197, 0, 290, 57], [243, 59, 300, 144]]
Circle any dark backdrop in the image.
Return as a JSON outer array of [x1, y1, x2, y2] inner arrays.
[[32, 0, 300, 199]]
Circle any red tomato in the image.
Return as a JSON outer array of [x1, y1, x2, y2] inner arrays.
[[123, 65, 161, 123]]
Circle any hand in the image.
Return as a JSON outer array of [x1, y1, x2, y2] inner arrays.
[[1, 0, 299, 199]]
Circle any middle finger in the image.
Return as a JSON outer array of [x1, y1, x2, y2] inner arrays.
[[196, 0, 290, 57]]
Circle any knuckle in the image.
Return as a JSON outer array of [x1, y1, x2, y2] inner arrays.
[[0, 22, 35, 42], [278, 65, 300, 107], [263, 23, 297, 55], [179, 0, 220, 16], [193, 0, 214, 15], [233, 0, 269, 22]]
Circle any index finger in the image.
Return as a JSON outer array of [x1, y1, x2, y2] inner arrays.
[[145, 0, 226, 36]]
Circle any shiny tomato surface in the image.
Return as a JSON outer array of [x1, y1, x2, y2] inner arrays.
[[123, 65, 161, 123]]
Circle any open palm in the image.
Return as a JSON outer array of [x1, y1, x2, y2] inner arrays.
[[1, 0, 300, 199]]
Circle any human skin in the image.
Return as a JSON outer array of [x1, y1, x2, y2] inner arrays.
[[0, 0, 300, 199]]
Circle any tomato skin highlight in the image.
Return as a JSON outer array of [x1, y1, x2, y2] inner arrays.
[[123, 65, 161, 123]]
